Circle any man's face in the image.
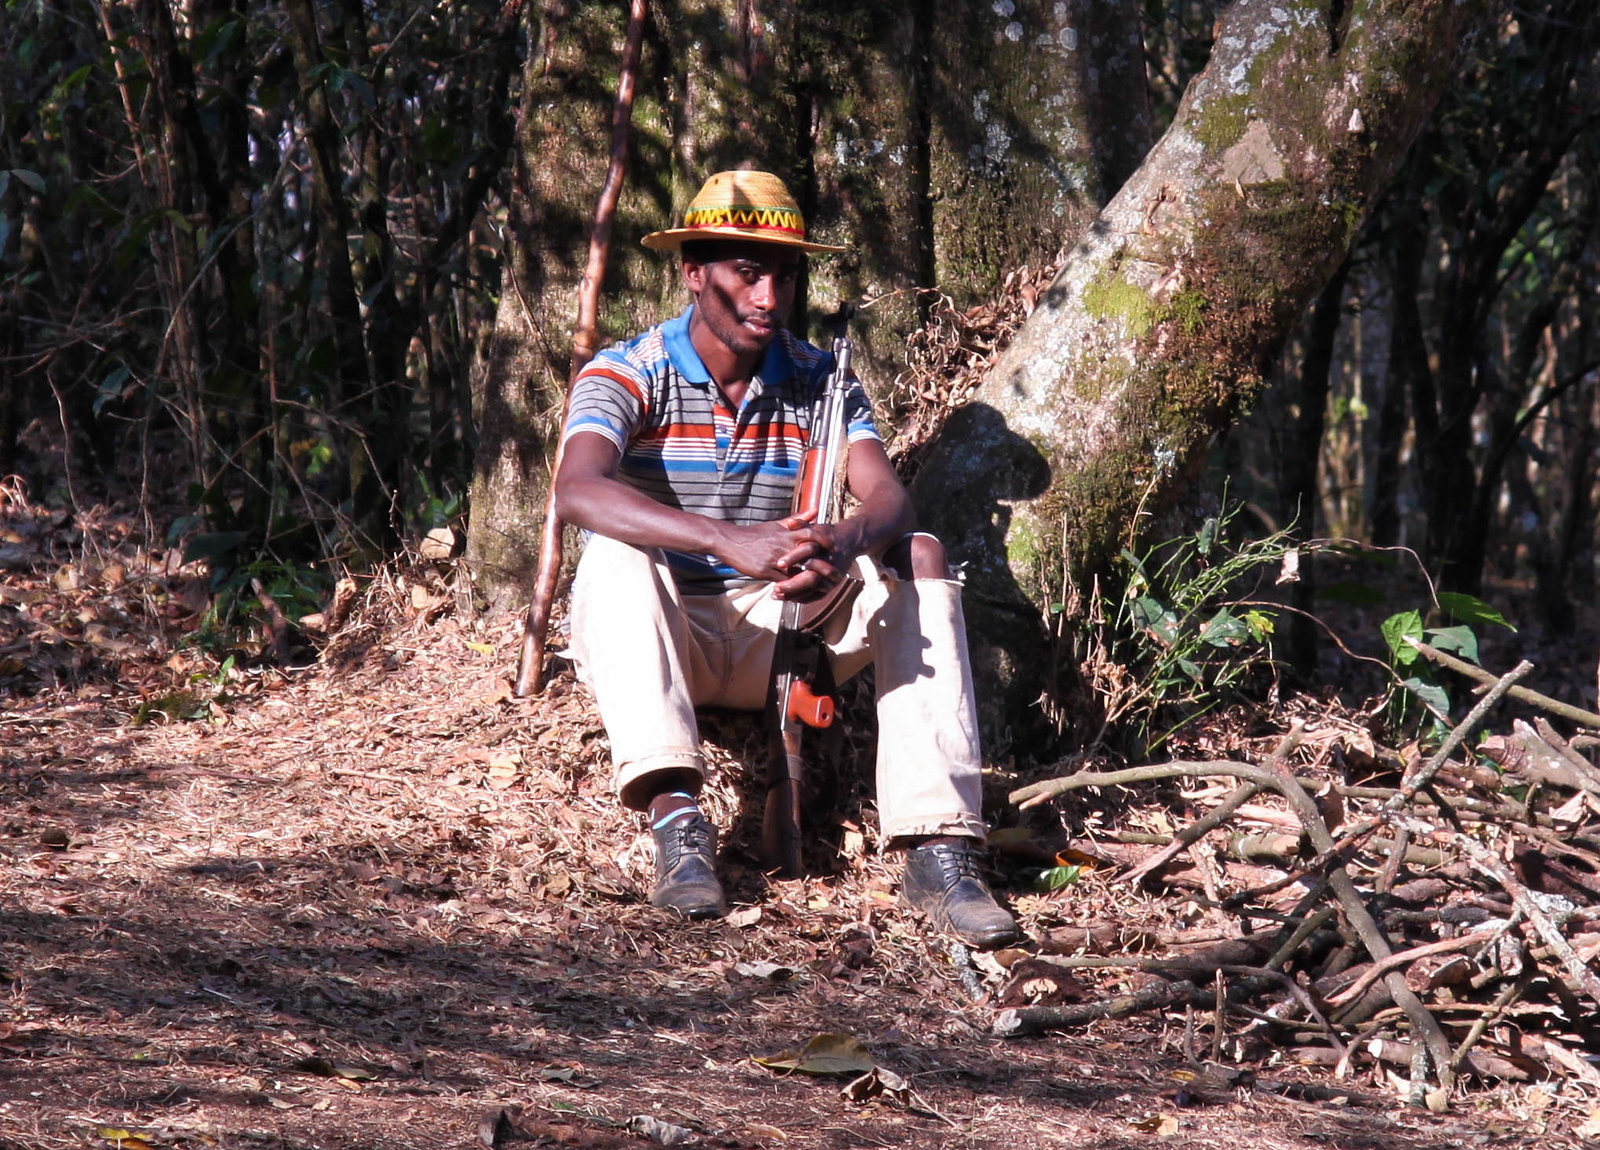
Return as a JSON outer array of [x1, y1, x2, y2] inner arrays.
[[683, 243, 802, 360]]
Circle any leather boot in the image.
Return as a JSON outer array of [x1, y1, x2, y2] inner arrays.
[[902, 838, 1021, 948], [650, 814, 727, 920]]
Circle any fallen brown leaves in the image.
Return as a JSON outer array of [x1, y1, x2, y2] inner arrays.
[[2, 485, 1596, 1149]]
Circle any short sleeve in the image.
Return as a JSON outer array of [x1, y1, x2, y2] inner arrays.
[[842, 375, 880, 444], [563, 352, 650, 450]]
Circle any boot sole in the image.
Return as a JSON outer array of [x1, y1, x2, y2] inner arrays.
[[899, 892, 1024, 950]]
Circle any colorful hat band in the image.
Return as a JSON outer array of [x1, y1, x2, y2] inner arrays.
[[681, 204, 806, 237]]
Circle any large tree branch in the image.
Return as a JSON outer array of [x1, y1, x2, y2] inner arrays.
[[914, 0, 1494, 734]]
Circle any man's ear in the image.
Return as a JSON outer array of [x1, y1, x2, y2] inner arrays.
[[681, 257, 705, 294]]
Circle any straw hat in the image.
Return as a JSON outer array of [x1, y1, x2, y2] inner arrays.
[[641, 170, 847, 253]]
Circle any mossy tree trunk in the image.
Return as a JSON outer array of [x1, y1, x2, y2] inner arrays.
[[804, 0, 1147, 380], [912, 0, 1492, 748], [469, 2, 633, 607]]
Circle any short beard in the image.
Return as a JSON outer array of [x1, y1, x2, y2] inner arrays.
[[702, 279, 775, 356]]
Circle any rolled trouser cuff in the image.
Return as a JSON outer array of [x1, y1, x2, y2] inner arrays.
[[615, 750, 706, 811], [880, 812, 990, 846]]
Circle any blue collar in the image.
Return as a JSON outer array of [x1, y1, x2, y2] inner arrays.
[[663, 306, 798, 392]]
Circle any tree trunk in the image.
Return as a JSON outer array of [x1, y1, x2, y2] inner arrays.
[[804, 0, 1146, 380], [912, 0, 1491, 745], [284, 0, 370, 515], [1369, 183, 1421, 549], [1281, 258, 1350, 677]]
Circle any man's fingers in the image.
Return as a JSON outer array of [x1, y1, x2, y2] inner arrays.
[[773, 557, 842, 599], [780, 512, 814, 530], [777, 541, 823, 571]]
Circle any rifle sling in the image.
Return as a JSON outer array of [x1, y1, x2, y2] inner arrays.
[[795, 574, 864, 635]]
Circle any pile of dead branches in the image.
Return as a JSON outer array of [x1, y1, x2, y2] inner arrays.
[[994, 647, 1600, 1110]]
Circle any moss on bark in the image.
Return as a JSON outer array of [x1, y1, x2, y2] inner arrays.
[[915, 0, 1492, 750]]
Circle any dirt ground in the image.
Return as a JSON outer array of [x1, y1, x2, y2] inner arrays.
[[2, 494, 1597, 1150]]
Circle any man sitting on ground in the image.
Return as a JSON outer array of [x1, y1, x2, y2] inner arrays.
[[552, 168, 1021, 949]]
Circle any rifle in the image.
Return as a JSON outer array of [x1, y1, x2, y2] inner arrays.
[[762, 305, 858, 877]]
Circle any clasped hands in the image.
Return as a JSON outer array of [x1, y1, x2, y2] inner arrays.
[[722, 512, 861, 602]]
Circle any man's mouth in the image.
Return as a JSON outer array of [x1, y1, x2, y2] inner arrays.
[[742, 314, 776, 335]]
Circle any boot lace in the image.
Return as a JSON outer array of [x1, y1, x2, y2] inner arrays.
[[661, 817, 714, 866], [930, 841, 984, 885]]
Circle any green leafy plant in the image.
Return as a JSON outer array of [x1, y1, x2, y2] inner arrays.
[[1034, 863, 1085, 892], [408, 469, 465, 534], [1381, 591, 1515, 732], [1084, 503, 1290, 752]]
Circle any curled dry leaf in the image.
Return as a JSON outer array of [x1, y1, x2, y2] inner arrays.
[[841, 1065, 911, 1106], [1127, 1113, 1180, 1136], [627, 1115, 696, 1145], [420, 527, 458, 560], [725, 905, 762, 928], [753, 1033, 875, 1077], [733, 961, 797, 981]]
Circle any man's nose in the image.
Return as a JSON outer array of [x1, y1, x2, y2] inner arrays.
[[750, 275, 777, 310]]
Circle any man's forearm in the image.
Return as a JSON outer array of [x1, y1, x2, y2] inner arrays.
[[554, 474, 729, 558], [834, 491, 914, 561], [830, 464, 916, 562]]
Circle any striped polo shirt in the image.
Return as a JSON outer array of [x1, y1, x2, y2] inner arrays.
[[563, 306, 880, 594]]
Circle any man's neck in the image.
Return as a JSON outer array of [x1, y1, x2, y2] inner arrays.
[[687, 310, 760, 400]]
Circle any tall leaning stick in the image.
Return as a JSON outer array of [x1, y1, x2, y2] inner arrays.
[[514, 0, 647, 698]]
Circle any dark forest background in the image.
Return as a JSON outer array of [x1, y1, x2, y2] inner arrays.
[[4, 0, 1598, 733]]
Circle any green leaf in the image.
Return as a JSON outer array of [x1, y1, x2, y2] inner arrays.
[[166, 514, 204, 545], [182, 531, 249, 566], [94, 365, 132, 415], [1381, 610, 1424, 667], [1195, 516, 1218, 558], [1198, 608, 1251, 647], [1401, 675, 1452, 721], [1425, 624, 1479, 665], [197, 16, 243, 69], [1119, 547, 1150, 589], [1129, 595, 1179, 646], [1436, 592, 1515, 632], [1242, 609, 1275, 640], [1176, 657, 1203, 682], [58, 63, 94, 93], [8, 168, 45, 194], [1035, 864, 1083, 891]]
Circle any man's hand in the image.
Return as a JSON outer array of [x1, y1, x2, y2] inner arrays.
[[772, 516, 868, 601], [714, 514, 865, 601]]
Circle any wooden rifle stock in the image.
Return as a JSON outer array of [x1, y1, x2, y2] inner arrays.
[[762, 306, 855, 876], [512, 0, 647, 698]]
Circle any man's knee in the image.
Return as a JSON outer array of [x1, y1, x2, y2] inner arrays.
[[883, 532, 949, 581]]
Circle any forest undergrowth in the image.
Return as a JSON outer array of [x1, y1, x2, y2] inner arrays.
[[4, 432, 1600, 1149]]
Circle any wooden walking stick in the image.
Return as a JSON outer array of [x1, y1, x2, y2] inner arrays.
[[513, 0, 647, 698]]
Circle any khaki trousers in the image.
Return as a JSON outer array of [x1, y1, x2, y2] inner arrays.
[[568, 533, 989, 843]]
